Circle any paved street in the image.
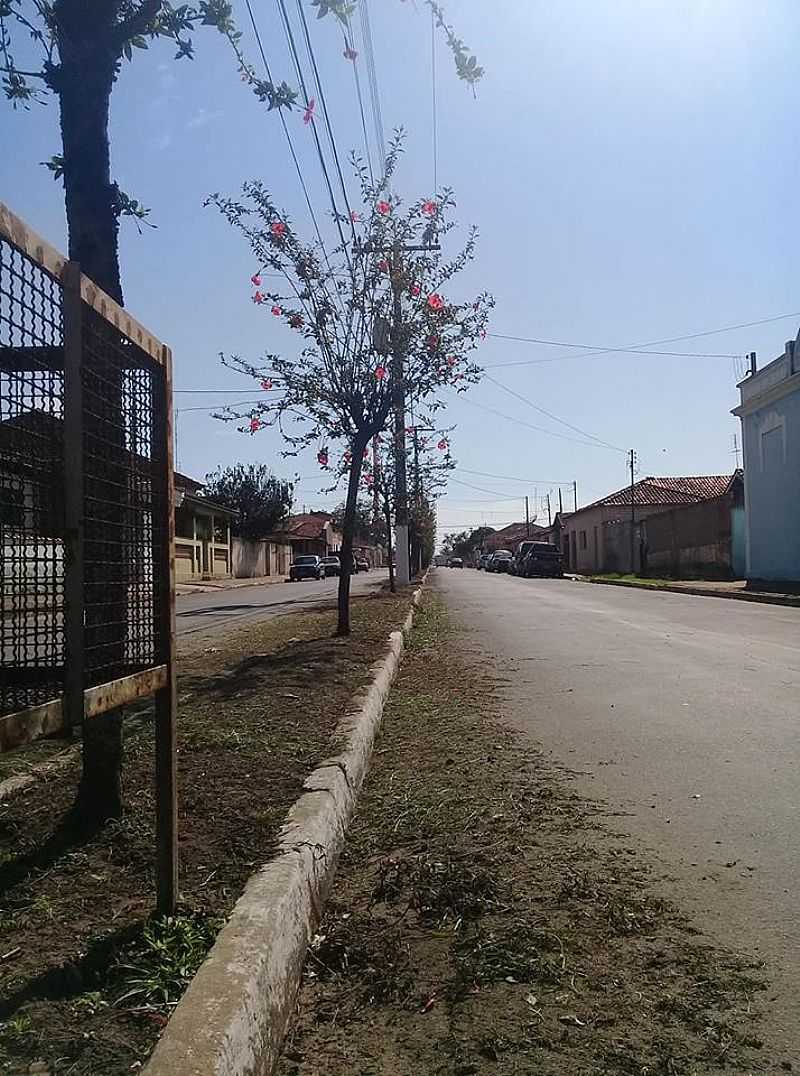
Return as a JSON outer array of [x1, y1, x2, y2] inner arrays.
[[435, 567, 800, 1059], [176, 570, 389, 648]]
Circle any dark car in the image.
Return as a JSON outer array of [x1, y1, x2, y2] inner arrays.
[[289, 555, 326, 582], [356, 556, 370, 572], [487, 550, 513, 573], [512, 540, 539, 576], [320, 555, 341, 577], [521, 542, 564, 578], [477, 553, 492, 571], [448, 556, 464, 568]]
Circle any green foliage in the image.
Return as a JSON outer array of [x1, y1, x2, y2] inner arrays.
[[426, 1, 484, 90], [311, 0, 355, 26], [441, 524, 494, 559], [115, 913, 221, 1009], [203, 462, 293, 539]]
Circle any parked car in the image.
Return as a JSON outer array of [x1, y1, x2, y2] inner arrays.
[[478, 553, 492, 571], [320, 555, 341, 577], [356, 556, 370, 572], [487, 550, 513, 573], [512, 540, 539, 576], [289, 555, 326, 582], [448, 556, 464, 568], [521, 542, 564, 578]]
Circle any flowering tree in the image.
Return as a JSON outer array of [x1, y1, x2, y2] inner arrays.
[[210, 135, 492, 634]]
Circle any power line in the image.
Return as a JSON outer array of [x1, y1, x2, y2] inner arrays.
[[449, 390, 625, 453], [345, 14, 374, 183], [431, 3, 438, 192], [447, 475, 523, 498], [295, 0, 359, 248], [486, 310, 800, 367], [360, 0, 385, 165], [483, 374, 626, 453], [275, 0, 352, 262], [243, 0, 330, 265], [455, 467, 572, 485]]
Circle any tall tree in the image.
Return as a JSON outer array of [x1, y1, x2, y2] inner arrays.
[[211, 135, 492, 633], [203, 463, 293, 539], [1, 0, 481, 302]]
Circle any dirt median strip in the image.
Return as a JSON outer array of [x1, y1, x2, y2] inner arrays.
[[0, 589, 413, 1076], [277, 593, 782, 1076]]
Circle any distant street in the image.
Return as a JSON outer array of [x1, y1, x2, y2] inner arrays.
[[436, 567, 800, 1059], [176, 570, 389, 648]]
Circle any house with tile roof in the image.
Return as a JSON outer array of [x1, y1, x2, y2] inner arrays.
[[563, 474, 744, 575], [482, 521, 549, 554]]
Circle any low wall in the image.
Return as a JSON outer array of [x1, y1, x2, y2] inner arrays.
[[642, 497, 733, 578], [232, 538, 291, 579]]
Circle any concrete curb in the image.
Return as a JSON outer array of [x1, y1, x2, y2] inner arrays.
[[144, 579, 426, 1076], [580, 576, 800, 608]]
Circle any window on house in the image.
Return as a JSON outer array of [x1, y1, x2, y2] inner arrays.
[[580, 530, 587, 549], [0, 481, 25, 530]]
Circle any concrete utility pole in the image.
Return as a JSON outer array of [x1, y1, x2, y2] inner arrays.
[[732, 433, 741, 470], [525, 495, 530, 537], [558, 487, 563, 514], [629, 448, 636, 572], [546, 492, 552, 526], [573, 480, 578, 512]]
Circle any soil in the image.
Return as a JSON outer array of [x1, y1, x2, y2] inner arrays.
[[278, 595, 782, 1076], [0, 590, 409, 1076]]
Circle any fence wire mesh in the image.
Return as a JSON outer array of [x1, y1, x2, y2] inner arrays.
[[0, 238, 65, 715], [0, 230, 169, 720]]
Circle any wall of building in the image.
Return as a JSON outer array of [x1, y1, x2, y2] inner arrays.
[[641, 496, 734, 578], [565, 504, 669, 573], [231, 538, 291, 578], [741, 390, 800, 581]]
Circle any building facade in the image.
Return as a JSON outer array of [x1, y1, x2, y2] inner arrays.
[[733, 336, 800, 582]]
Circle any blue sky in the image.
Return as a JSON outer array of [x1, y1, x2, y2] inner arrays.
[[3, 0, 799, 541]]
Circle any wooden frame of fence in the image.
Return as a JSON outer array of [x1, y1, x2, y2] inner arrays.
[[0, 201, 178, 914]]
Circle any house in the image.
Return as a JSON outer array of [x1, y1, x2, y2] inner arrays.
[[732, 336, 800, 583], [174, 472, 236, 582], [564, 475, 743, 575], [483, 521, 549, 554], [273, 512, 343, 558]]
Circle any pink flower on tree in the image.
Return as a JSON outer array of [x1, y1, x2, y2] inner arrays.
[[378, 259, 390, 273], [447, 354, 457, 366], [289, 313, 304, 329], [362, 447, 369, 459], [250, 417, 262, 433], [303, 97, 316, 124], [260, 378, 273, 391], [427, 293, 444, 311], [376, 200, 391, 216], [344, 46, 358, 61], [426, 334, 439, 352], [251, 273, 262, 286], [374, 365, 387, 380], [409, 283, 421, 297], [271, 304, 282, 316], [422, 200, 437, 217], [437, 438, 448, 451], [271, 220, 287, 240], [343, 449, 352, 463], [350, 209, 361, 222], [252, 291, 264, 304], [317, 448, 329, 467]]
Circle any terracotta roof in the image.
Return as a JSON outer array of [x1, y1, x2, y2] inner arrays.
[[174, 471, 204, 493], [582, 474, 740, 512], [284, 512, 333, 540], [484, 521, 549, 551]]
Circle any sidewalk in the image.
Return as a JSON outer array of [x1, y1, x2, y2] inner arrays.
[[176, 574, 286, 596], [570, 574, 800, 608]]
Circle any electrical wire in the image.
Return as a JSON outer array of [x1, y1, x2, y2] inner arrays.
[[346, 13, 374, 183], [295, 0, 359, 249], [275, 0, 352, 263], [449, 390, 625, 453], [243, 0, 331, 267], [431, 3, 437, 193], [483, 373, 626, 453], [486, 311, 800, 367], [455, 467, 572, 485], [360, 0, 385, 165]]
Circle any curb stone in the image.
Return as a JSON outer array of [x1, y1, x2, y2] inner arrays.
[[143, 577, 426, 1076], [577, 575, 800, 607]]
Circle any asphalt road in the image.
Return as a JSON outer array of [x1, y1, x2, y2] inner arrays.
[[435, 567, 800, 1061], [175, 570, 389, 648]]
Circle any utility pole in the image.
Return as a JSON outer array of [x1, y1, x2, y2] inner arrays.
[[525, 495, 530, 537], [572, 480, 578, 512], [412, 425, 422, 576], [558, 487, 563, 515], [546, 492, 552, 527], [629, 449, 636, 573]]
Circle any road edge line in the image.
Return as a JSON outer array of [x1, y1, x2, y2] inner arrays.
[[580, 576, 800, 607], [143, 575, 427, 1076]]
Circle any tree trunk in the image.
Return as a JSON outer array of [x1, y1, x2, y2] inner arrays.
[[56, 1, 124, 304], [56, 1, 125, 821], [337, 437, 368, 637]]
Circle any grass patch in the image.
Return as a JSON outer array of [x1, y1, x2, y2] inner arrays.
[[278, 593, 774, 1076], [0, 590, 409, 1076]]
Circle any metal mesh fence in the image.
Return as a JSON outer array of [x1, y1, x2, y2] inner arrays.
[[0, 238, 65, 714], [0, 229, 169, 719]]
